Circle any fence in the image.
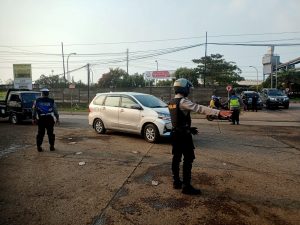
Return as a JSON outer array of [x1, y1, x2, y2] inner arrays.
[[0, 85, 229, 106]]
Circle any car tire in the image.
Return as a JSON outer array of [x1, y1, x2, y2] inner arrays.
[[144, 124, 159, 143], [284, 104, 289, 109], [206, 115, 214, 121], [9, 113, 19, 124], [94, 118, 106, 134]]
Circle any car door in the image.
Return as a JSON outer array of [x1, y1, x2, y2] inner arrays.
[[101, 95, 120, 129], [118, 95, 142, 132]]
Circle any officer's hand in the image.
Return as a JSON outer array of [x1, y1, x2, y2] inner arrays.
[[219, 110, 232, 119], [32, 119, 37, 125], [56, 120, 60, 126], [190, 127, 199, 135]]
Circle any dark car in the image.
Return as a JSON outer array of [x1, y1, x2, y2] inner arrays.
[[240, 91, 263, 110], [260, 88, 289, 109], [0, 89, 41, 124]]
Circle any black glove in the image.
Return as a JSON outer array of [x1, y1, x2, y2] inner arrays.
[[190, 127, 199, 135]]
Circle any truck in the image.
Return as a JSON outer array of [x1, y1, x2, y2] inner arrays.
[[0, 89, 41, 124]]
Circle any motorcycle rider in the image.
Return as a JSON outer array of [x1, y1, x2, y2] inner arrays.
[[209, 95, 221, 109], [168, 78, 231, 195], [32, 88, 59, 152]]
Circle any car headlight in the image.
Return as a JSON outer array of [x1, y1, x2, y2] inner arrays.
[[284, 97, 289, 101], [269, 97, 276, 101], [157, 112, 171, 121]]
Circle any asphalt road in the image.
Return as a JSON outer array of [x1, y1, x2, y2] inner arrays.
[[0, 104, 299, 225]]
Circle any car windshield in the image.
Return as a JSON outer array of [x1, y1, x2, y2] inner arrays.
[[21, 93, 41, 103], [268, 90, 284, 96], [245, 93, 259, 98], [133, 94, 167, 108]]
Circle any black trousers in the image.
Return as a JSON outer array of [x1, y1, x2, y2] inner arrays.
[[171, 131, 195, 186], [36, 116, 55, 147], [231, 108, 240, 124]]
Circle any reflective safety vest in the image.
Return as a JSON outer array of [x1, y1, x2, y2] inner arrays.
[[229, 97, 240, 109]]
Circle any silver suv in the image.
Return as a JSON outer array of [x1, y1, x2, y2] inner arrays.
[[88, 92, 172, 143]]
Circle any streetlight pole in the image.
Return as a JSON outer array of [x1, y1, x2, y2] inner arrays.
[[249, 66, 259, 92], [155, 60, 158, 71], [67, 53, 76, 83]]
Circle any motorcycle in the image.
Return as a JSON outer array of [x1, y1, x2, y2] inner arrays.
[[207, 96, 232, 121]]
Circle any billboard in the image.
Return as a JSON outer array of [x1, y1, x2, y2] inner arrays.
[[144, 70, 175, 79], [13, 64, 32, 89]]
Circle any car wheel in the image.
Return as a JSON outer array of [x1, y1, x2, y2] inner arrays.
[[206, 115, 214, 121], [9, 113, 19, 124], [144, 124, 159, 143], [284, 104, 289, 109], [94, 118, 106, 134]]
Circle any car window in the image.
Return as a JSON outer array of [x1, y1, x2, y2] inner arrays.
[[133, 94, 167, 108], [104, 96, 120, 107], [21, 93, 40, 103], [121, 96, 137, 108], [10, 94, 21, 102], [268, 89, 284, 96], [93, 95, 105, 105]]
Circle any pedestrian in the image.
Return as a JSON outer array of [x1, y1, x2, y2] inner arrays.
[[168, 78, 232, 195], [242, 95, 248, 111], [229, 91, 241, 125], [32, 88, 59, 152], [252, 94, 258, 112]]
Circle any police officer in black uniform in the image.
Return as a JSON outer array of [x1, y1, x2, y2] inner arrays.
[[168, 78, 231, 195], [32, 88, 59, 152]]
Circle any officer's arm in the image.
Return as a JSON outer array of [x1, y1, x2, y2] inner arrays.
[[180, 98, 219, 116], [32, 101, 37, 120], [53, 102, 59, 121]]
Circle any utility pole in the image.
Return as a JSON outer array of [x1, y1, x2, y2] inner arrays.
[[61, 42, 66, 87], [126, 49, 129, 75], [61, 42, 66, 103], [87, 63, 90, 104], [204, 31, 207, 87]]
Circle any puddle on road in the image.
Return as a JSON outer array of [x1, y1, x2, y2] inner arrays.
[[0, 144, 31, 158]]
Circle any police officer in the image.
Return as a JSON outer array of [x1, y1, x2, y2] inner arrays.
[[32, 88, 59, 152], [168, 78, 231, 195], [229, 91, 241, 125]]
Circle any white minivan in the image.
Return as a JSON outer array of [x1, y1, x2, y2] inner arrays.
[[88, 92, 172, 143]]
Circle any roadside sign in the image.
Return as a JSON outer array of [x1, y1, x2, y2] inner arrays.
[[226, 85, 232, 92], [13, 64, 32, 89], [69, 84, 75, 89]]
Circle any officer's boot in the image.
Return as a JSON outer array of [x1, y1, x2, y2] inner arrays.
[[172, 157, 182, 189], [182, 160, 201, 195], [49, 134, 55, 151], [36, 135, 43, 152]]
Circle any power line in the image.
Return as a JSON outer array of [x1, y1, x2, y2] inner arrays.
[[1, 31, 300, 47]]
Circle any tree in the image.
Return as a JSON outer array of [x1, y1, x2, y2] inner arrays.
[[193, 54, 244, 86], [156, 80, 173, 86], [97, 68, 127, 88], [262, 69, 300, 91], [35, 75, 65, 88], [174, 67, 198, 86]]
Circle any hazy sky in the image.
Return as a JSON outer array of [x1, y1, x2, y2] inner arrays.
[[0, 0, 299, 84]]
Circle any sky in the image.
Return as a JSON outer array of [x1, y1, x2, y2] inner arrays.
[[0, 0, 300, 85]]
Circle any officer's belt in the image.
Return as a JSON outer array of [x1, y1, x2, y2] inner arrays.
[[39, 113, 52, 116]]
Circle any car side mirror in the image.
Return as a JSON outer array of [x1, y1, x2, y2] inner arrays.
[[131, 104, 143, 110]]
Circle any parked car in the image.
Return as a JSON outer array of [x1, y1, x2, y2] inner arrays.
[[240, 91, 263, 110], [88, 92, 172, 143], [0, 89, 41, 124], [260, 88, 289, 109]]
